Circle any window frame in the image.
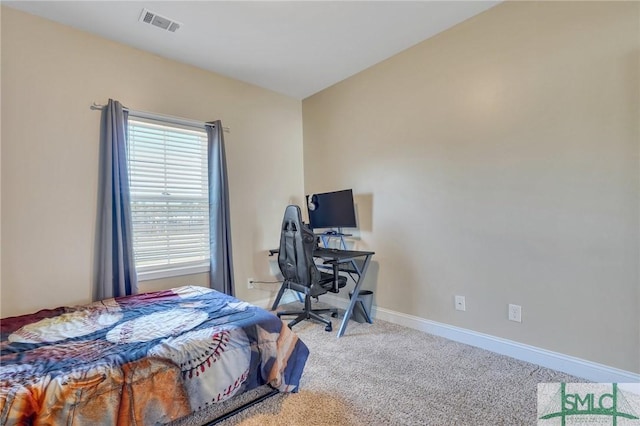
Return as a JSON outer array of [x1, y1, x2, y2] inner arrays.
[[126, 115, 211, 281]]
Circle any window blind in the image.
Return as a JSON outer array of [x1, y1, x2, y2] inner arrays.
[[127, 118, 210, 274]]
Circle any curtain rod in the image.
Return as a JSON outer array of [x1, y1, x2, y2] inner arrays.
[[90, 102, 230, 133]]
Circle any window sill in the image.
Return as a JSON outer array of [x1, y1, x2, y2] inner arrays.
[[137, 264, 210, 282]]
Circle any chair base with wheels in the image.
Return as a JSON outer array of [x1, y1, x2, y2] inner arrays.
[[277, 272, 347, 332], [277, 295, 339, 332]]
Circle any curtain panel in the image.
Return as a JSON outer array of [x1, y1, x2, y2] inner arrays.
[[96, 99, 138, 300], [207, 121, 235, 296]]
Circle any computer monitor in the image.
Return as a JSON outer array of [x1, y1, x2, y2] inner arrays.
[[306, 189, 357, 230]]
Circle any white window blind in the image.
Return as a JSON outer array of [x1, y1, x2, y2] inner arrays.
[[127, 117, 210, 277]]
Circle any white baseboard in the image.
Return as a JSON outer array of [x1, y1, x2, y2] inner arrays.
[[307, 294, 640, 383], [250, 289, 299, 311]]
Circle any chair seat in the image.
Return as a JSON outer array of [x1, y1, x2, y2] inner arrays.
[[319, 272, 347, 293]]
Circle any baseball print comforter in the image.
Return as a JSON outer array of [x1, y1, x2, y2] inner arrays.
[[0, 286, 309, 425]]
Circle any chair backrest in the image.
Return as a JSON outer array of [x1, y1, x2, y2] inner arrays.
[[278, 205, 323, 295]]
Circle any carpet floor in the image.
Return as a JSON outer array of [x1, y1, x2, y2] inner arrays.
[[176, 303, 585, 425]]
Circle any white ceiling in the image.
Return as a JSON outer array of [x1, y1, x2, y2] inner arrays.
[[5, 1, 499, 99]]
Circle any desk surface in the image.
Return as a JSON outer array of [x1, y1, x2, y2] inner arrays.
[[312, 247, 375, 260], [268, 247, 374, 259]]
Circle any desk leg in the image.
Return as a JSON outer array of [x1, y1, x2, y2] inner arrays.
[[337, 254, 372, 338]]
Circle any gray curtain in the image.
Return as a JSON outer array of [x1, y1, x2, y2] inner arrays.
[[207, 121, 235, 296], [96, 99, 138, 300]]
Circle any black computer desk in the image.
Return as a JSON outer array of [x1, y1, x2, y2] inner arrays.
[[269, 247, 375, 338]]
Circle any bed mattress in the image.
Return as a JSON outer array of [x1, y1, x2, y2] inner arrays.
[[0, 286, 309, 425]]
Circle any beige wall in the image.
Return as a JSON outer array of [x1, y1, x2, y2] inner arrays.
[[303, 1, 639, 372], [1, 7, 303, 317], [2, 2, 638, 374]]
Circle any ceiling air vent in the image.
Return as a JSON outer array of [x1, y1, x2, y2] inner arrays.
[[139, 8, 181, 33]]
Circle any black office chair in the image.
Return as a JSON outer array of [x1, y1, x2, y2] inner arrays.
[[275, 205, 347, 332]]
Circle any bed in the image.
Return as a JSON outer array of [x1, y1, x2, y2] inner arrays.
[[0, 286, 309, 425]]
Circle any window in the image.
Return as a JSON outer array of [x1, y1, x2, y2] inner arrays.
[[127, 117, 209, 280]]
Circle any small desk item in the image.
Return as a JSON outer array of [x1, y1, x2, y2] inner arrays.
[[316, 231, 352, 250], [270, 246, 375, 338]]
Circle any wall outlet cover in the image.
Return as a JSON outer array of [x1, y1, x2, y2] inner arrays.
[[455, 295, 466, 311], [508, 304, 522, 322]]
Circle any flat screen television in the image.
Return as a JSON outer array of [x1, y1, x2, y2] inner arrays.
[[306, 189, 357, 230]]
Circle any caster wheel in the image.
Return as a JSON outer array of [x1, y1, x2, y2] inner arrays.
[[331, 312, 338, 318], [325, 323, 333, 332]]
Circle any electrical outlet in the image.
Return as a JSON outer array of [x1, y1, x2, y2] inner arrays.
[[247, 278, 255, 289], [455, 295, 466, 311], [508, 304, 522, 322]]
